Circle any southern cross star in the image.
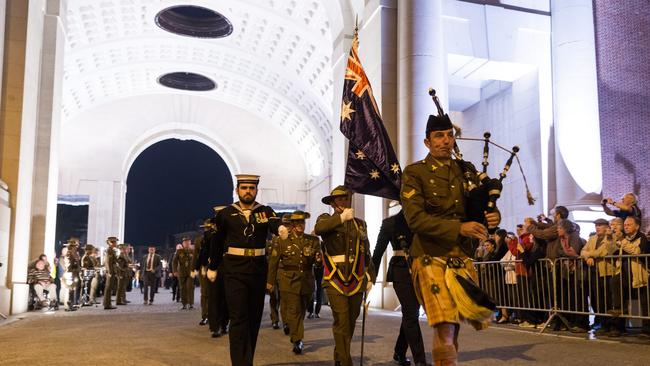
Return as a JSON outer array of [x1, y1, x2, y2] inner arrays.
[[390, 163, 400, 174], [341, 100, 355, 122], [370, 170, 380, 180], [355, 150, 366, 160]]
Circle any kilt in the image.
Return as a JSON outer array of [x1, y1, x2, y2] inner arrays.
[[411, 249, 487, 330]]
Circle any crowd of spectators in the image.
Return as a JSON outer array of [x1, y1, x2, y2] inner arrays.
[[474, 193, 649, 338]]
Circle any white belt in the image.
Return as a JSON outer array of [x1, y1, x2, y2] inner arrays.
[[392, 250, 406, 257], [227, 247, 265, 257]]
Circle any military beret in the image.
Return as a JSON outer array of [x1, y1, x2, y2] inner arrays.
[[107, 236, 119, 242]]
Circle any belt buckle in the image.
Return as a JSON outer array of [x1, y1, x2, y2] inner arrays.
[[245, 248, 255, 256]]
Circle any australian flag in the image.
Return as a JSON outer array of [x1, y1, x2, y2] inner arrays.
[[339, 35, 401, 200]]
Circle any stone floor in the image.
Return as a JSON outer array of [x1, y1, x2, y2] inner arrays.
[[1, 288, 649, 365]]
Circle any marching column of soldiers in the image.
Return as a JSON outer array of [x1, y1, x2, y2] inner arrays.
[[41, 111, 501, 366]]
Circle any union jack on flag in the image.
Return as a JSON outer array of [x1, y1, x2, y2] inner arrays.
[[339, 35, 401, 200]]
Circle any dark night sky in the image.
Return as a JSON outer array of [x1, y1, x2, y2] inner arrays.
[[124, 139, 233, 247]]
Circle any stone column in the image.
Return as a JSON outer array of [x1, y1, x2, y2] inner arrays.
[[10, 0, 64, 314], [398, 0, 447, 165], [0, 180, 10, 316], [550, 0, 602, 208]]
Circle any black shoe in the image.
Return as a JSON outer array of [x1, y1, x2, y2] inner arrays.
[[292, 340, 304, 354], [335, 361, 342, 366], [307, 313, 314, 319], [104, 306, 117, 310], [212, 329, 224, 338], [315, 313, 320, 318], [199, 318, 208, 326], [189, 305, 194, 310], [283, 324, 290, 335], [272, 321, 280, 329], [181, 305, 187, 310], [393, 353, 411, 366]]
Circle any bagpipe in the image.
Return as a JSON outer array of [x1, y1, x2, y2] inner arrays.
[[428, 88, 535, 234]]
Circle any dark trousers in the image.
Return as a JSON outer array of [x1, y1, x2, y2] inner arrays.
[[208, 274, 229, 332], [171, 277, 179, 301], [179, 275, 194, 306], [199, 273, 209, 318], [308, 266, 324, 315], [326, 287, 363, 366], [224, 271, 266, 366], [103, 275, 116, 308], [393, 280, 426, 364], [143, 272, 157, 303]]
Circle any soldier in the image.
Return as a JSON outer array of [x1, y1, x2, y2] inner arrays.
[[81, 244, 99, 305], [206, 174, 280, 366], [115, 244, 130, 305], [314, 186, 375, 366], [61, 240, 81, 311], [195, 219, 214, 324], [267, 210, 320, 354], [267, 214, 292, 332], [206, 206, 230, 338], [103, 236, 119, 310], [401, 114, 500, 366], [371, 203, 426, 366], [173, 236, 195, 310]]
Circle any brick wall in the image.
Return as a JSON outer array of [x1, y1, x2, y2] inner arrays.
[[594, 1, 650, 229]]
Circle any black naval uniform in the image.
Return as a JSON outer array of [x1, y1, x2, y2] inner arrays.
[[201, 226, 229, 335], [371, 210, 426, 365], [209, 202, 279, 366]]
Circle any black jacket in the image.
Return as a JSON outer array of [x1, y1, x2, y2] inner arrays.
[[371, 210, 412, 283], [208, 202, 279, 274]]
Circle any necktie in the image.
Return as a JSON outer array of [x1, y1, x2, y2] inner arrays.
[[147, 254, 153, 271]]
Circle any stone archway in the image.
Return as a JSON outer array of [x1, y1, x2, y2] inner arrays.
[[123, 138, 233, 254]]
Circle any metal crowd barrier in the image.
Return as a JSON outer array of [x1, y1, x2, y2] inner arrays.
[[474, 254, 650, 333]]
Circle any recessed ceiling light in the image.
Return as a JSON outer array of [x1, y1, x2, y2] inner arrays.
[[155, 5, 233, 38], [158, 72, 216, 91]]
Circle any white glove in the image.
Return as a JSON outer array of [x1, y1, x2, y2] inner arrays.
[[278, 225, 289, 240], [200, 266, 207, 276], [340, 208, 354, 223], [207, 269, 217, 282], [190, 270, 197, 279]]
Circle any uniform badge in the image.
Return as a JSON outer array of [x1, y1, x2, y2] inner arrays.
[[403, 189, 416, 199], [303, 246, 312, 256], [255, 212, 269, 223]]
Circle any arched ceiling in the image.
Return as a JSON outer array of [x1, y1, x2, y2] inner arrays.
[[62, 0, 351, 177]]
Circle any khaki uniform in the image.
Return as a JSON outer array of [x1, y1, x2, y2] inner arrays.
[[267, 232, 320, 343], [401, 154, 487, 359], [173, 248, 195, 306], [103, 247, 118, 308], [116, 252, 129, 304], [315, 213, 374, 366]]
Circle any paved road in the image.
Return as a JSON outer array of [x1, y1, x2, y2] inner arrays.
[[1, 288, 648, 365]]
